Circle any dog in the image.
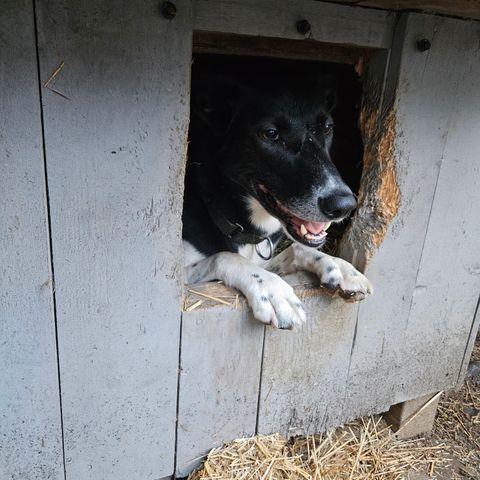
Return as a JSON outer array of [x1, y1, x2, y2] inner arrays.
[[182, 72, 372, 329]]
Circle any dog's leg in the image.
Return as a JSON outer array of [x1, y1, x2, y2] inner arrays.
[[268, 243, 373, 302], [186, 252, 306, 329]]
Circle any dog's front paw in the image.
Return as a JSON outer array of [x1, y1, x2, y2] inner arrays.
[[315, 254, 373, 302], [243, 271, 306, 329]]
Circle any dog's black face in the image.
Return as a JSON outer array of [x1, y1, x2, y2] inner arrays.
[[193, 77, 357, 247]]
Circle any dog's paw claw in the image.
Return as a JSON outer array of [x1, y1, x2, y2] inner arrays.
[[339, 289, 366, 302], [316, 255, 372, 303], [319, 281, 340, 296]]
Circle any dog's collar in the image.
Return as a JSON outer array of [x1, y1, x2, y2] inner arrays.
[[205, 198, 267, 244], [196, 165, 274, 253], [212, 209, 275, 260]]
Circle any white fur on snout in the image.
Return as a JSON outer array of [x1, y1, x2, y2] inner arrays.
[[246, 196, 281, 235]]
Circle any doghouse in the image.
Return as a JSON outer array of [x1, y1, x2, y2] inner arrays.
[[2, 1, 480, 479]]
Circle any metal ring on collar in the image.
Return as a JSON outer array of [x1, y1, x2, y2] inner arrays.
[[255, 237, 274, 261]]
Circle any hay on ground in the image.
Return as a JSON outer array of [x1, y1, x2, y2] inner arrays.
[[189, 417, 445, 480]]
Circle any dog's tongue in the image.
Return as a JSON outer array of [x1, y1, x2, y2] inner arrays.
[[290, 216, 328, 234], [303, 221, 327, 235]]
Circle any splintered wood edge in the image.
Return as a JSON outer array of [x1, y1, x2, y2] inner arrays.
[[338, 107, 400, 271], [193, 31, 374, 65]]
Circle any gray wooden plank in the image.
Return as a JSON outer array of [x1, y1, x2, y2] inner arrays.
[[342, 13, 480, 417], [194, 0, 395, 49], [398, 22, 480, 397], [176, 284, 264, 477], [326, 0, 480, 21], [257, 276, 358, 436], [457, 295, 480, 385], [34, 1, 193, 478], [0, 1, 64, 479]]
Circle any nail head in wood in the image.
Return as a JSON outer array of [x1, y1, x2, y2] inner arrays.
[[296, 19, 311, 35], [161, 1, 176, 19], [416, 38, 431, 52]]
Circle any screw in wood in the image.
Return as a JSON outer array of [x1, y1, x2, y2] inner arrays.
[[161, 1, 177, 19], [416, 38, 431, 52], [296, 19, 311, 35]]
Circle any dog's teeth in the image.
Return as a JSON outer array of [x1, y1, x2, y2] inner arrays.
[[324, 222, 331, 231], [300, 224, 308, 236]]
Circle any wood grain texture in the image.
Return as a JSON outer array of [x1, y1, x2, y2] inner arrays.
[[0, 1, 64, 478], [457, 295, 480, 383], [399, 21, 480, 397], [35, 1, 192, 478], [342, 13, 480, 417], [176, 295, 264, 477], [339, 49, 398, 271], [194, 0, 395, 49], [324, 1, 480, 20], [257, 275, 359, 436], [193, 31, 374, 65]]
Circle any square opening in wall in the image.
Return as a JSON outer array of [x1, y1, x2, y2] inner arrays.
[[182, 42, 394, 315]]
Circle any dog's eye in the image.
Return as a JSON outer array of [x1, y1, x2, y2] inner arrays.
[[261, 128, 279, 141], [323, 123, 334, 135]]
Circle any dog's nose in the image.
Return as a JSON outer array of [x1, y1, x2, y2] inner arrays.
[[319, 192, 357, 220]]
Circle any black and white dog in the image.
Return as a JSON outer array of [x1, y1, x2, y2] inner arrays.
[[183, 73, 372, 329]]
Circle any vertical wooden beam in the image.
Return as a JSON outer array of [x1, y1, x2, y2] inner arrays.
[[0, 1, 64, 478], [257, 279, 358, 436], [385, 392, 442, 440], [457, 295, 480, 384], [343, 13, 480, 417], [34, 1, 193, 478], [399, 16, 480, 396], [176, 291, 264, 477]]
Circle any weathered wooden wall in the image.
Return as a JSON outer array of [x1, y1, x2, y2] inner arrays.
[[34, 0, 192, 478], [0, 1, 64, 479], [342, 12, 480, 418], [325, 0, 480, 21], [177, 4, 480, 476], [1, 0, 480, 479]]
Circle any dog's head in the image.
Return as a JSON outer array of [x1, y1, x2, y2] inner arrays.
[[192, 75, 357, 247]]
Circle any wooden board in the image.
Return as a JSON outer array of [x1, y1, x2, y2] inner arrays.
[[176, 286, 264, 476], [34, 1, 192, 478], [194, 0, 395, 49], [399, 20, 480, 396], [257, 278, 359, 436], [176, 279, 358, 474], [325, 1, 480, 21], [193, 31, 374, 65], [342, 13, 480, 417], [0, 1, 64, 478], [458, 296, 480, 383]]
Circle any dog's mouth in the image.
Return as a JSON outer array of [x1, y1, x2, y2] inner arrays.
[[255, 184, 331, 247]]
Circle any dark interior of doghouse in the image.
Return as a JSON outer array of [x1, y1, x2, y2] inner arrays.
[[186, 51, 364, 255]]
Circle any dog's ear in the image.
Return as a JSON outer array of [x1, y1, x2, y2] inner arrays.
[[315, 74, 337, 112], [191, 75, 246, 135], [323, 79, 337, 113], [284, 73, 337, 112]]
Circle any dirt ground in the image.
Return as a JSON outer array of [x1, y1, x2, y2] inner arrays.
[[418, 334, 480, 480]]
